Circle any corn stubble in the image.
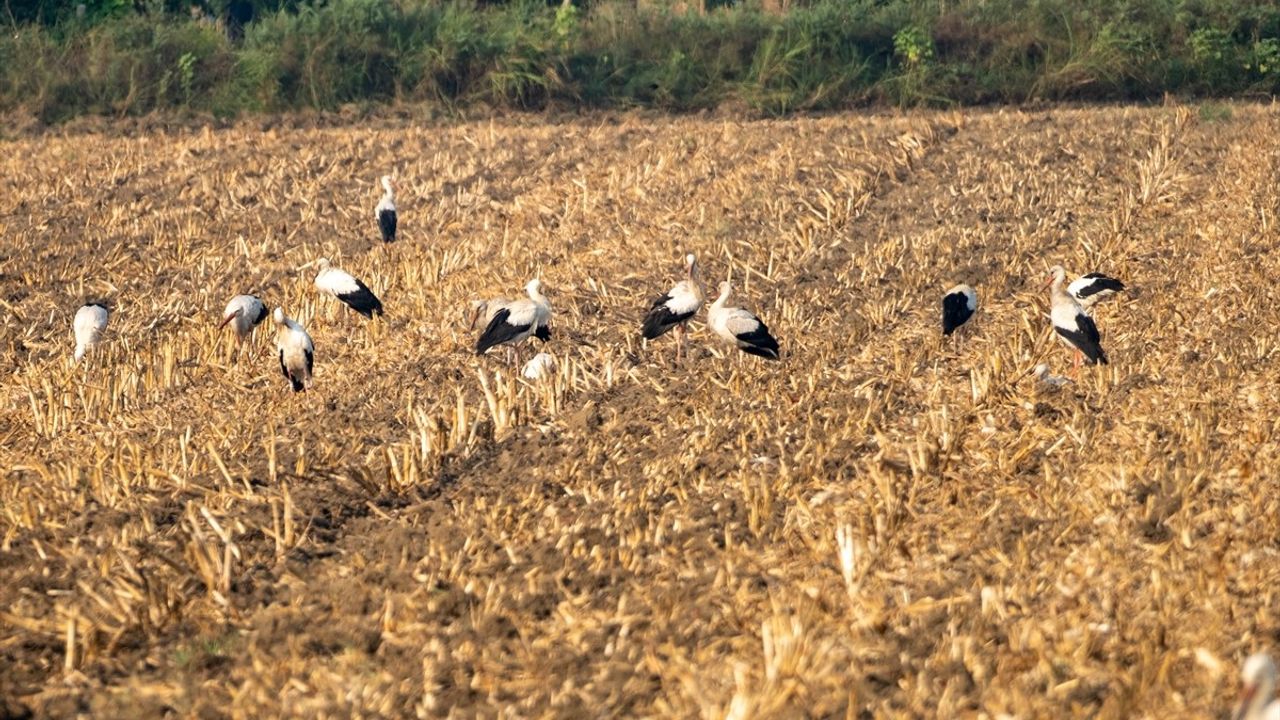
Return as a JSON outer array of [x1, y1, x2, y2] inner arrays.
[[1, 106, 1277, 718]]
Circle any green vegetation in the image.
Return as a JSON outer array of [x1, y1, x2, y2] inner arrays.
[[2, 0, 1279, 123]]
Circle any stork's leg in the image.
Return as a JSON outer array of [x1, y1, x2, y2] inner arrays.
[[1073, 350, 1081, 380], [675, 324, 685, 363]]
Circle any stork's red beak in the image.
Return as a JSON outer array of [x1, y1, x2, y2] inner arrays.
[[1233, 682, 1259, 720], [218, 310, 241, 329]]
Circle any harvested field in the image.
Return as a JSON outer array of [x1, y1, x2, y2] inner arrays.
[[3, 104, 1280, 718]]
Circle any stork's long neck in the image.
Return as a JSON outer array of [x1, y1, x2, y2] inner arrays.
[[1050, 271, 1069, 301], [712, 286, 730, 309], [528, 286, 548, 308]]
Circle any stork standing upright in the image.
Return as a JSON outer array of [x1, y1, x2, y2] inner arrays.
[[375, 175, 397, 243], [218, 294, 268, 344], [73, 302, 109, 363], [1234, 653, 1280, 720], [475, 279, 552, 361], [641, 253, 704, 361], [313, 258, 384, 318], [707, 281, 780, 360], [273, 308, 314, 393], [1048, 265, 1107, 376], [940, 283, 977, 336], [1067, 271, 1125, 311]]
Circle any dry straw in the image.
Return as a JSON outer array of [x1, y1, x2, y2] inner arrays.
[[0, 105, 1274, 717]]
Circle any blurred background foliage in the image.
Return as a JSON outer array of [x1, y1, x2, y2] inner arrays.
[[1, 0, 1278, 122]]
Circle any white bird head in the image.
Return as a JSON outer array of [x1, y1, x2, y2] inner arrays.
[[218, 307, 242, 329], [272, 307, 287, 326], [314, 257, 331, 271], [1046, 265, 1067, 287], [1236, 653, 1278, 720], [685, 253, 698, 277], [466, 299, 488, 330], [526, 278, 543, 297], [380, 175, 395, 193], [717, 280, 732, 300]]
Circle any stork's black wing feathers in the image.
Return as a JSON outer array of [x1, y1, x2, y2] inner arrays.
[[1055, 314, 1107, 365], [378, 209, 397, 243], [279, 350, 304, 392], [1077, 273, 1125, 298], [534, 324, 551, 342], [1076, 312, 1101, 344], [476, 308, 533, 355], [305, 348, 314, 376], [252, 301, 269, 326], [736, 320, 780, 360], [337, 280, 384, 318], [642, 295, 696, 340], [941, 292, 974, 336]]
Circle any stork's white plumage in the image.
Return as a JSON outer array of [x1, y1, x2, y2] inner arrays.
[[641, 253, 704, 361], [375, 175, 397, 243], [708, 281, 780, 360], [1032, 363, 1071, 387], [273, 308, 314, 393], [941, 283, 977, 336], [218, 294, 268, 342], [1048, 265, 1107, 374], [522, 352, 557, 381], [73, 302, 109, 363], [475, 279, 552, 357], [1067, 271, 1125, 310], [1234, 653, 1280, 720], [314, 258, 383, 318], [466, 297, 512, 332]]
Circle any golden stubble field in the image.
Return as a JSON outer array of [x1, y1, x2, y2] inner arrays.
[[3, 103, 1280, 718]]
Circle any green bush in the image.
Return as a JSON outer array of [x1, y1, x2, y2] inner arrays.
[[2, 0, 1280, 123]]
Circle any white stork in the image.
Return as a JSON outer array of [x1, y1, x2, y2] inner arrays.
[[941, 283, 977, 336], [218, 294, 268, 343], [522, 352, 557, 381], [313, 258, 384, 318], [375, 175, 397, 243], [1234, 653, 1280, 720], [475, 279, 551, 358], [708, 281, 780, 360], [73, 302, 109, 363], [641, 253, 704, 361], [1067, 271, 1125, 310], [1048, 265, 1108, 373], [273, 308, 314, 393]]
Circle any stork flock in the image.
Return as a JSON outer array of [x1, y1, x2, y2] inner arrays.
[[940, 266, 1126, 380], [68, 178, 780, 392], [66, 166, 1124, 392], [66, 166, 1123, 392]]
